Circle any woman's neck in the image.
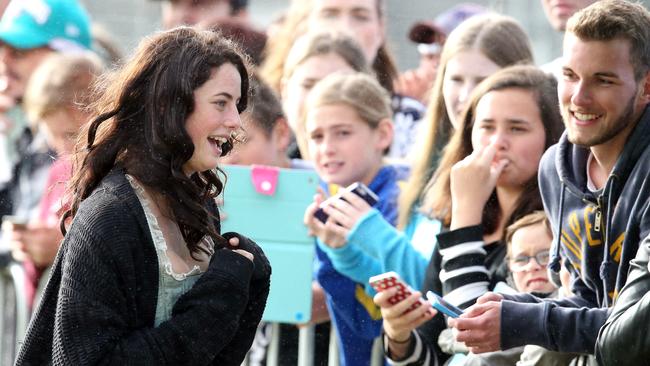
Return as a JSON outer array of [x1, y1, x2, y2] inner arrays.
[[496, 185, 521, 217], [131, 176, 172, 218], [485, 185, 523, 242]]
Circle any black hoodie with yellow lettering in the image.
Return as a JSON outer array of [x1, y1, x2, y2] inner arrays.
[[499, 105, 650, 354]]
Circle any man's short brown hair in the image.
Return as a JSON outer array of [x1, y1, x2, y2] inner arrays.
[[566, 0, 650, 80]]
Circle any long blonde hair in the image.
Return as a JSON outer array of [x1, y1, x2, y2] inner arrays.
[[301, 72, 391, 160], [24, 52, 103, 124], [397, 14, 534, 229]]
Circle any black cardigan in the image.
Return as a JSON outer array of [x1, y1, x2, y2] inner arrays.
[[16, 169, 271, 365]]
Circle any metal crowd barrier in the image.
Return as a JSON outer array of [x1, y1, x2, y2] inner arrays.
[[0, 253, 29, 365], [245, 323, 384, 366]]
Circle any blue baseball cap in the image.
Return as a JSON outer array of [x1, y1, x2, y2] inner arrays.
[[0, 0, 92, 52]]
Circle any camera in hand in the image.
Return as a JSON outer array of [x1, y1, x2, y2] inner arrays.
[[313, 182, 379, 224]]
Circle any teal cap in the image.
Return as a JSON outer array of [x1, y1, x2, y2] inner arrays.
[[0, 0, 92, 52]]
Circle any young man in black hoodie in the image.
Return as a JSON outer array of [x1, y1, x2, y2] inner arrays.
[[446, 0, 650, 360]]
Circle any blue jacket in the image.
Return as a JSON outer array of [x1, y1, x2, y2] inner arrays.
[[500, 105, 650, 354], [316, 165, 407, 366], [318, 209, 440, 295]]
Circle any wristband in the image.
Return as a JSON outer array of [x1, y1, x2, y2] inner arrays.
[[385, 332, 411, 345]]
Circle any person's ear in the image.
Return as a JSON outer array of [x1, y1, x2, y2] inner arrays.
[[272, 117, 292, 153], [375, 118, 394, 152], [641, 70, 650, 105]]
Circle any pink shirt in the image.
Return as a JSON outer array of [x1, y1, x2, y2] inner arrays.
[[38, 157, 72, 226]]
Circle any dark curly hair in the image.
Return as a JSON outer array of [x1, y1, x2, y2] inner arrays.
[[64, 27, 250, 255]]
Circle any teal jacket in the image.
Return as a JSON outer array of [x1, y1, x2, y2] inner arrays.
[[318, 209, 441, 294]]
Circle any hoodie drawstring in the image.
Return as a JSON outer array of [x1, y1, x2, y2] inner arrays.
[[599, 175, 618, 308], [549, 184, 565, 273]]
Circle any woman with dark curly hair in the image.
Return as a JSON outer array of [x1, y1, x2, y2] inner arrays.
[[16, 27, 271, 366]]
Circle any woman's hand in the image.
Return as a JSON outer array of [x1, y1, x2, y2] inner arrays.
[[374, 287, 436, 358], [449, 141, 508, 229], [5, 222, 63, 267], [303, 190, 374, 249], [227, 236, 254, 262]]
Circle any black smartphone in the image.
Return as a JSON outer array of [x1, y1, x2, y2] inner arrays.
[[314, 182, 379, 224]]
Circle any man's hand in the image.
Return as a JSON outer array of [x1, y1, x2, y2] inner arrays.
[[448, 292, 504, 354]]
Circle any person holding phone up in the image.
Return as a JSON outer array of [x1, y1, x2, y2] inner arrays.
[[302, 72, 406, 366], [16, 28, 271, 366], [375, 66, 563, 364]]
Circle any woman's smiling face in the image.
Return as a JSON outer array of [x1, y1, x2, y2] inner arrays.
[[182, 63, 242, 175]]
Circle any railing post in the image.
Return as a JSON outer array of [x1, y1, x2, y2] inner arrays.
[[0, 266, 10, 365], [266, 323, 280, 366], [327, 323, 339, 366], [371, 336, 384, 366], [297, 325, 315, 366], [10, 262, 28, 357]]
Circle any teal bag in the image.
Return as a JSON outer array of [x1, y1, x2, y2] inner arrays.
[[220, 165, 319, 323]]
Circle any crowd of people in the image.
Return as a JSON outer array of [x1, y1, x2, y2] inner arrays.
[[0, 0, 649, 365]]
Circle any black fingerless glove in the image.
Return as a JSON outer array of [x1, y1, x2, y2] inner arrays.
[[222, 232, 272, 282], [210, 232, 272, 364]]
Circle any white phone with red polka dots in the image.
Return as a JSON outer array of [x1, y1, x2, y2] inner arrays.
[[369, 271, 428, 312]]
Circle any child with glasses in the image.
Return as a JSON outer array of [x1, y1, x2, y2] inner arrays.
[[505, 211, 557, 295]]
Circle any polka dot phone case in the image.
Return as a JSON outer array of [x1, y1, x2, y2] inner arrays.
[[369, 271, 428, 313]]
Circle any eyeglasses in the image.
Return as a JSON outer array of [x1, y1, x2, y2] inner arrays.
[[508, 250, 550, 272]]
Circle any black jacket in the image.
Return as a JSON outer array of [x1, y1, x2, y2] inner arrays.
[[596, 235, 650, 365], [15, 169, 271, 365]]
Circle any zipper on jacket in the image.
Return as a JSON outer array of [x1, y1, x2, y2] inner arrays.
[[594, 196, 603, 232], [594, 209, 602, 232]]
